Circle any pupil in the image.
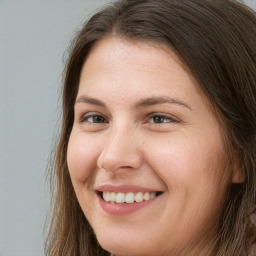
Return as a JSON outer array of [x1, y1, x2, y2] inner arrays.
[[154, 116, 164, 123], [93, 116, 104, 123]]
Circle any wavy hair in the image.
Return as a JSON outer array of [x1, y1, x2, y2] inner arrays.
[[45, 0, 256, 255]]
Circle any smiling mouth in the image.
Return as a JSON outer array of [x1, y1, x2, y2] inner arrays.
[[99, 191, 163, 204]]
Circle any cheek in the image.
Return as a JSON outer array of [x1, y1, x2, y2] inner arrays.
[[67, 134, 100, 181], [145, 132, 226, 195], [145, 134, 228, 234]]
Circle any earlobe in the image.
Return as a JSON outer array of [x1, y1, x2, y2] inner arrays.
[[232, 158, 246, 183], [232, 170, 246, 183]]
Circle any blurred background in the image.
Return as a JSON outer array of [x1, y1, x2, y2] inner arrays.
[[0, 0, 255, 255]]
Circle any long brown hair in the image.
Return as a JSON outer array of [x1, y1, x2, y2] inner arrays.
[[45, 0, 256, 255]]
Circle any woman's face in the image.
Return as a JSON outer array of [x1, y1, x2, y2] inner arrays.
[[67, 37, 233, 256]]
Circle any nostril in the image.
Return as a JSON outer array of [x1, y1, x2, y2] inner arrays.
[[97, 144, 144, 172]]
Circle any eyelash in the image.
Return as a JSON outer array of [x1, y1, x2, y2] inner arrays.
[[80, 113, 108, 124], [148, 114, 178, 124], [80, 112, 178, 124]]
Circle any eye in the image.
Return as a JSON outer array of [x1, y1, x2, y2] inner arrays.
[[80, 113, 107, 124], [149, 114, 178, 124]]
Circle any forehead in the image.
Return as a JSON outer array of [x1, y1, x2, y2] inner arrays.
[[79, 37, 200, 96], [79, 37, 215, 112]]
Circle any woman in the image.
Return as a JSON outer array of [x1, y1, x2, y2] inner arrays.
[[45, 0, 256, 255]]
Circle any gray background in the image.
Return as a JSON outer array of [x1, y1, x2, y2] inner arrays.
[[0, 1, 255, 255]]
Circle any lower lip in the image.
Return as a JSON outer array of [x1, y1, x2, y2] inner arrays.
[[97, 193, 160, 215]]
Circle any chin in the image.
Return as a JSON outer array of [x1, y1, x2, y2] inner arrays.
[[96, 231, 158, 256]]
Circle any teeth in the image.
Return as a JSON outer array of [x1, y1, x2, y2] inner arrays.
[[144, 192, 150, 201], [110, 192, 116, 202], [150, 192, 156, 199], [102, 191, 158, 204], [116, 192, 125, 203], [126, 192, 135, 203], [102, 192, 109, 202]]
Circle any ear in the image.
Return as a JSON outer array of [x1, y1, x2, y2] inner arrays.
[[232, 157, 246, 183]]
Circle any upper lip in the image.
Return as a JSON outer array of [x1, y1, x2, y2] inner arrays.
[[95, 184, 162, 193]]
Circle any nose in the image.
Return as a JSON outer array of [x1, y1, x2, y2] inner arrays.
[[97, 126, 144, 172]]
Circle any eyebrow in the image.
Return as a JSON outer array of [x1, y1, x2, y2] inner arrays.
[[75, 95, 192, 110], [75, 96, 106, 107], [135, 96, 192, 110]]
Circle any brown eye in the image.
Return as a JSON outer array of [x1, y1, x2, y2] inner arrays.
[[81, 115, 107, 123], [150, 115, 176, 124]]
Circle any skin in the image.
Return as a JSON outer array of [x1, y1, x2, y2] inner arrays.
[[67, 37, 239, 256]]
